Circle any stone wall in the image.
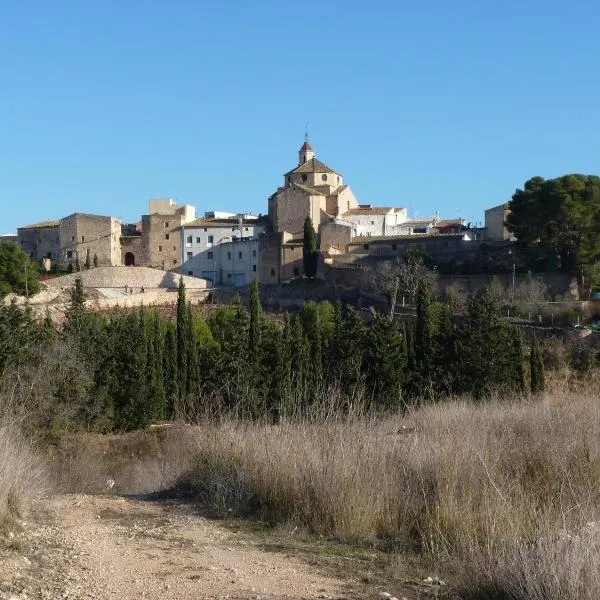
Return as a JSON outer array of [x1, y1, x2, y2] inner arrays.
[[269, 186, 312, 233], [59, 214, 121, 267], [17, 224, 60, 261]]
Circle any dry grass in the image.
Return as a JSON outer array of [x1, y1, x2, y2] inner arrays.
[[175, 380, 600, 599], [50, 379, 600, 598], [0, 420, 46, 530]]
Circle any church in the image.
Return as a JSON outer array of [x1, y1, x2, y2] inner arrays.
[[268, 138, 361, 234]]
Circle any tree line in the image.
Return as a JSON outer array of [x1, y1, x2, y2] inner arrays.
[[0, 277, 547, 434]]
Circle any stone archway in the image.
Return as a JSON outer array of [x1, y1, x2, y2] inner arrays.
[[124, 252, 135, 266]]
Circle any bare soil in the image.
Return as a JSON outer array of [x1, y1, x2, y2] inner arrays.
[[0, 494, 378, 600]]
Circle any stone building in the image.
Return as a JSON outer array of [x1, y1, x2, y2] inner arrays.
[[140, 199, 196, 269], [485, 203, 511, 241], [259, 232, 304, 284], [17, 221, 61, 261], [59, 213, 122, 268], [268, 139, 360, 234], [179, 215, 265, 285]]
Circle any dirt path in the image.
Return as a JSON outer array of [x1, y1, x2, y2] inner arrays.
[[0, 494, 362, 600]]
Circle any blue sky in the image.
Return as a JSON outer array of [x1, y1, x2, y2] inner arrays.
[[1, 0, 599, 234]]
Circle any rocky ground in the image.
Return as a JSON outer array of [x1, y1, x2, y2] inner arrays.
[[0, 494, 417, 600]]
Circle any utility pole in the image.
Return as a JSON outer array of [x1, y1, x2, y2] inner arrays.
[[512, 262, 516, 298]]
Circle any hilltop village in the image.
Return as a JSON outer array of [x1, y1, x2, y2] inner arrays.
[[7, 138, 509, 288]]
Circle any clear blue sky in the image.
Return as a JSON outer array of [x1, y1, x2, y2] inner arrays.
[[2, 0, 599, 234]]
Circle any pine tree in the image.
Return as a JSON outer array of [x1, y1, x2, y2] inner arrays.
[[530, 336, 546, 394], [303, 217, 318, 278]]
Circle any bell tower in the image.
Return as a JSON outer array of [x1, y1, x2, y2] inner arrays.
[[298, 134, 314, 165]]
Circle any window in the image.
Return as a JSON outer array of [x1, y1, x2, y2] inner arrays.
[[252, 250, 256, 257], [238, 251, 242, 259], [363, 244, 369, 250], [66, 251, 73, 259], [392, 244, 397, 251], [72, 236, 75, 241], [164, 222, 169, 228], [158, 245, 163, 252], [270, 268, 275, 276], [187, 271, 193, 276], [301, 174, 308, 182], [227, 273, 231, 278], [370, 221, 375, 225], [186, 235, 192, 244], [231, 227, 236, 231], [293, 267, 300, 276], [322, 174, 327, 182], [196, 237, 201, 243], [81, 236, 85, 242], [252, 265, 257, 272], [203, 228, 208, 232], [208, 235, 214, 244], [173, 259, 177, 264], [245, 227, 249, 231], [207, 251, 214, 259], [173, 246, 176, 251], [227, 252, 231, 260], [166, 233, 170, 240], [187, 252, 193, 259]]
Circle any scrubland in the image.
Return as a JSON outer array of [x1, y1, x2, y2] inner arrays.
[[30, 379, 596, 598], [4, 376, 600, 598]]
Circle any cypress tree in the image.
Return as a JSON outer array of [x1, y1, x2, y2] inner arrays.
[[185, 303, 200, 402], [176, 277, 188, 407], [93, 253, 99, 268], [248, 279, 261, 355], [364, 314, 405, 408], [303, 216, 318, 279], [512, 329, 526, 393], [146, 311, 166, 422], [530, 336, 546, 394], [414, 279, 433, 391], [66, 277, 86, 332], [163, 323, 178, 419], [84, 249, 91, 270]]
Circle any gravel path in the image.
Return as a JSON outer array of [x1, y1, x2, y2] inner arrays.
[[0, 494, 356, 600]]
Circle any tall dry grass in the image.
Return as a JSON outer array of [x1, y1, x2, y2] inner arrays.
[[175, 380, 600, 599], [0, 419, 46, 530]]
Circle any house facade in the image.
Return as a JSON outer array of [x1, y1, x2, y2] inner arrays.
[[179, 216, 266, 285]]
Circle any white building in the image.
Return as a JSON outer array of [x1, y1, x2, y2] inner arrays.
[[179, 216, 266, 286]]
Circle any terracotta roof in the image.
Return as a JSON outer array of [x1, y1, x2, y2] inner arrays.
[[299, 140, 313, 152], [435, 219, 466, 227], [292, 182, 326, 196], [285, 157, 339, 176], [350, 232, 468, 244], [343, 207, 395, 216], [19, 220, 61, 229]]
